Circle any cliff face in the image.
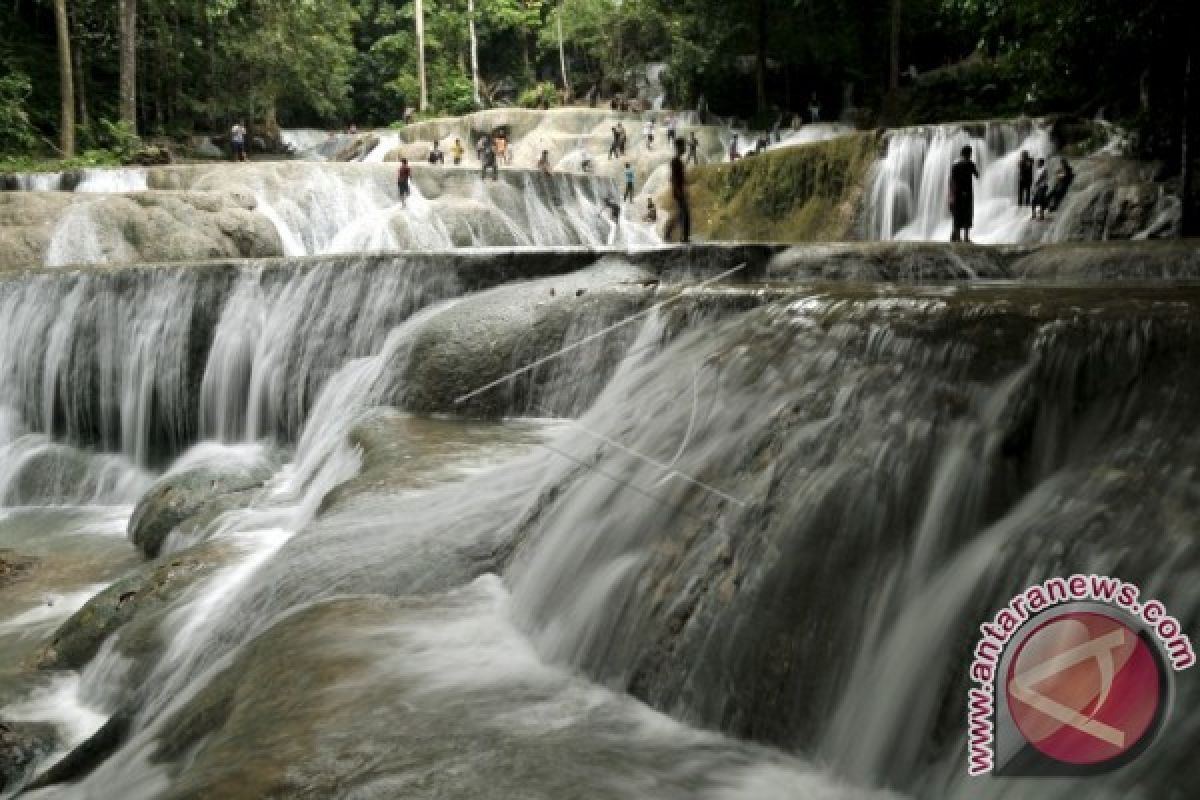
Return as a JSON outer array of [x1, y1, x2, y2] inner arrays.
[[679, 132, 880, 242]]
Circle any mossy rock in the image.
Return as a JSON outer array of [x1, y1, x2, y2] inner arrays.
[[128, 464, 272, 559], [38, 541, 230, 672], [683, 132, 880, 242]]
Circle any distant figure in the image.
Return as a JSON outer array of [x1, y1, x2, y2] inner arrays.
[[666, 114, 678, 146], [791, 113, 804, 131], [348, 124, 358, 135], [610, 125, 622, 159], [495, 133, 509, 164], [686, 132, 700, 165], [481, 144, 499, 180], [537, 150, 551, 173], [476, 134, 489, 162], [616, 122, 628, 156], [1017, 150, 1034, 206], [581, 153, 594, 173], [396, 158, 412, 207], [230, 121, 247, 162], [755, 135, 769, 154], [451, 138, 464, 165], [1031, 157, 1050, 220], [1047, 159, 1076, 213], [697, 94, 708, 125], [429, 140, 443, 164], [808, 93, 821, 123], [949, 145, 980, 243], [623, 163, 636, 202], [644, 197, 657, 223], [603, 196, 621, 225], [728, 134, 740, 162], [644, 119, 655, 149], [664, 138, 690, 243]]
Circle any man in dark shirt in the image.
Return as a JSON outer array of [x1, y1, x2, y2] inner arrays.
[[1017, 150, 1034, 206], [949, 145, 980, 243], [665, 138, 691, 244]]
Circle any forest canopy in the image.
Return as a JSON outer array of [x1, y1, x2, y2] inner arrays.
[[0, 0, 1194, 168]]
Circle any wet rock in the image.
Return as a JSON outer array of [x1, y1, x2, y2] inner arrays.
[[22, 711, 130, 792], [0, 189, 283, 271], [0, 550, 34, 587], [1011, 240, 1200, 280], [0, 719, 56, 793], [399, 266, 652, 417], [38, 541, 230, 671], [128, 463, 272, 559]]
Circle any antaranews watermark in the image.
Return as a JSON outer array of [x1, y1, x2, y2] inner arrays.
[[967, 574, 1194, 777]]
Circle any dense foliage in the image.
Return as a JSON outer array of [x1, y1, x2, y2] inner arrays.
[[0, 0, 1194, 174]]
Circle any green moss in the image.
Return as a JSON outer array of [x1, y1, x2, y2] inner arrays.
[[685, 132, 880, 242]]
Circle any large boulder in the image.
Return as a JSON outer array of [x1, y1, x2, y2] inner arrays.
[[127, 461, 273, 559], [38, 541, 231, 672]]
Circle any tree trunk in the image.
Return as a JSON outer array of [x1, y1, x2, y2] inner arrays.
[[754, 0, 769, 113], [118, 0, 138, 132], [53, 0, 75, 157], [468, 0, 481, 107], [1183, 53, 1198, 237], [415, 0, 428, 111], [558, 2, 571, 102], [889, 0, 902, 91], [69, 6, 88, 130]]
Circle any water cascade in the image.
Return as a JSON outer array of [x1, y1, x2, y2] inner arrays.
[[1, 109, 1198, 800]]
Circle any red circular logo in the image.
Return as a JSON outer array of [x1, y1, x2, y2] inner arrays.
[[1006, 611, 1163, 766]]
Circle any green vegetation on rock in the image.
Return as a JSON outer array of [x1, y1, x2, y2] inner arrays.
[[686, 133, 879, 242]]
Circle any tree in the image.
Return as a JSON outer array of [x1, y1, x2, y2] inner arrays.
[[415, 0, 428, 111], [889, 0, 901, 91], [468, 0, 482, 106], [557, 0, 570, 101], [52, 0, 75, 156], [118, 0, 137, 132]]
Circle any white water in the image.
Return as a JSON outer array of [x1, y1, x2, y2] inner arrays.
[[867, 121, 1055, 244]]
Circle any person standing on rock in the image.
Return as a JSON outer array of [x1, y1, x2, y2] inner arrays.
[[687, 132, 700, 165], [665, 138, 691, 244], [538, 150, 552, 173], [1031, 157, 1050, 220], [617, 122, 628, 156], [1047, 159, 1075, 213], [230, 122, 247, 162], [1017, 150, 1034, 206], [397, 158, 412, 208], [610, 126, 622, 160], [808, 93, 821, 123], [728, 134, 740, 162], [644, 119, 655, 150], [949, 145, 980, 243], [452, 138, 464, 165], [481, 142, 499, 181], [623, 163, 636, 202], [666, 114, 678, 146]]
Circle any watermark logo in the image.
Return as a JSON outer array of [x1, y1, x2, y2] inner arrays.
[[967, 575, 1193, 777]]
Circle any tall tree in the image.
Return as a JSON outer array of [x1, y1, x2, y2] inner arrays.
[[52, 0, 75, 156], [415, 0, 428, 111], [754, 0, 768, 112], [889, 0, 901, 91], [118, 0, 137, 132], [468, 0, 482, 106], [557, 0, 570, 101]]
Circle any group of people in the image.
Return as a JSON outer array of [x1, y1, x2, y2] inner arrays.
[[1018, 150, 1075, 221], [604, 137, 690, 242], [948, 145, 1077, 243]]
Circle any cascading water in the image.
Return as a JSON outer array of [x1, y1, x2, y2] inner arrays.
[[867, 121, 1055, 244], [2, 110, 1198, 800]]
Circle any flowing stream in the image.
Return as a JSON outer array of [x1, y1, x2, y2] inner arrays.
[[1, 126, 1197, 800]]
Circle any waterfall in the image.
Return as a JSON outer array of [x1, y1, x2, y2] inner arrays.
[[867, 121, 1055, 244]]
